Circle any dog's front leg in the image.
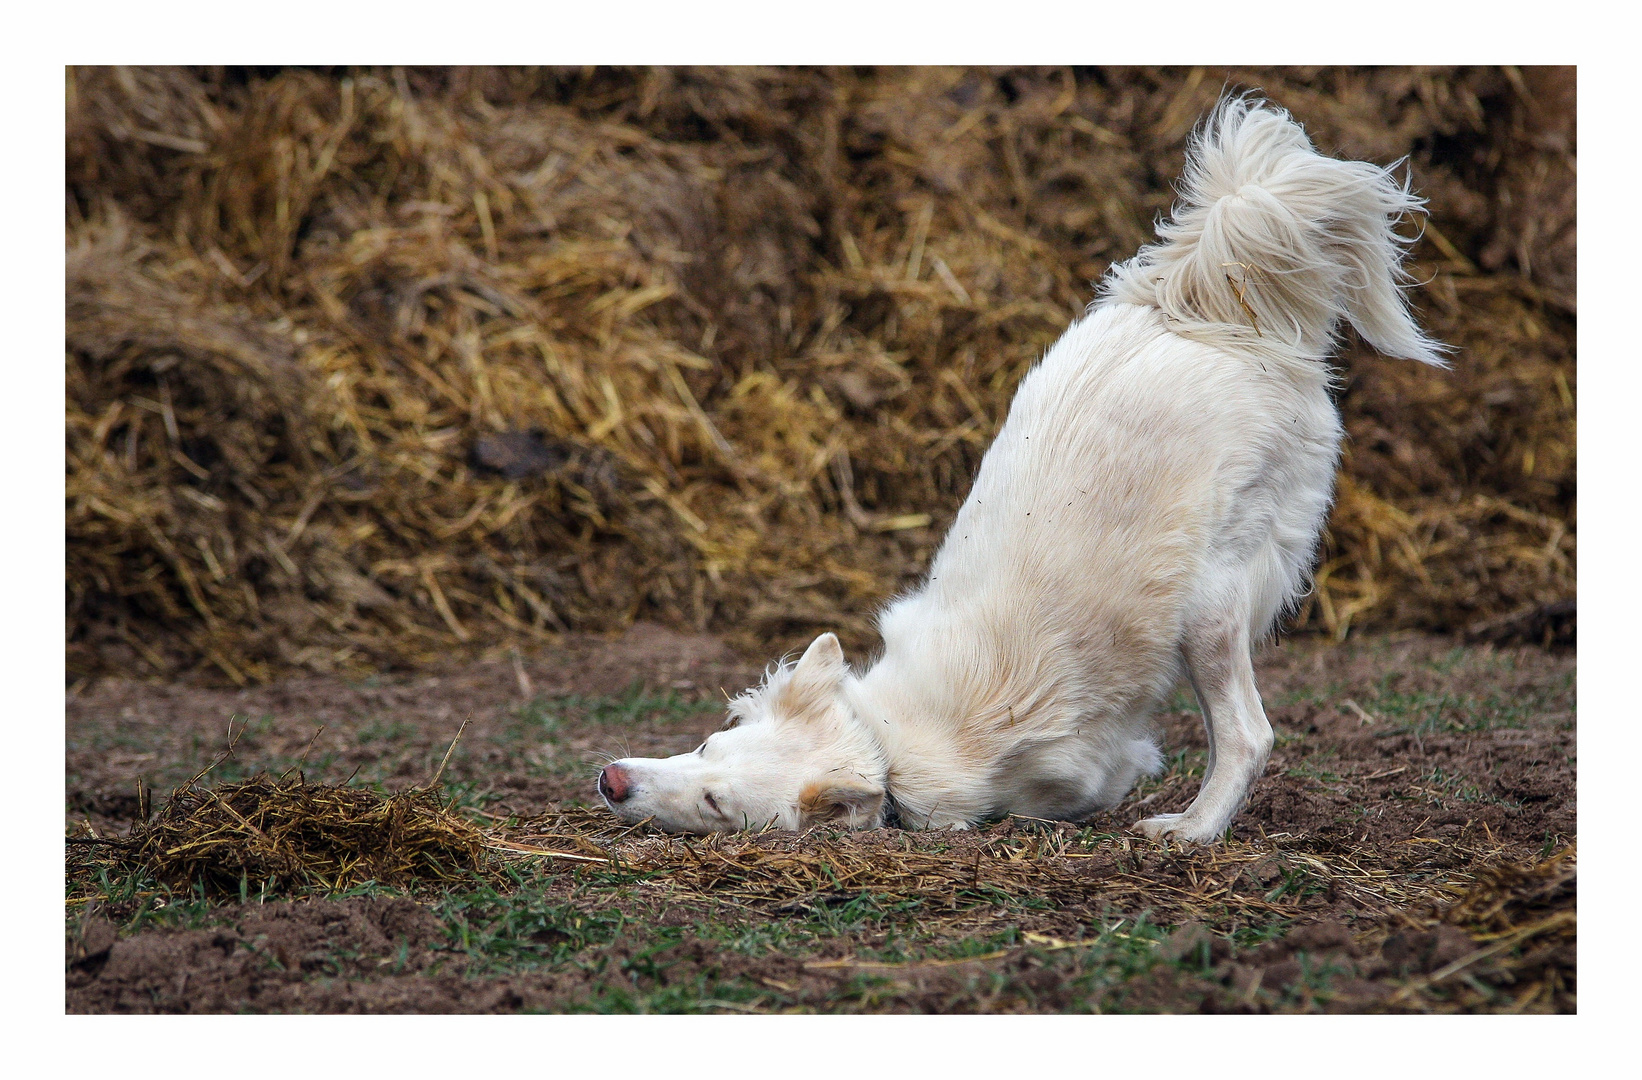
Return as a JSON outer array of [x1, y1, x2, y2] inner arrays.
[[1134, 621, 1272, 844]]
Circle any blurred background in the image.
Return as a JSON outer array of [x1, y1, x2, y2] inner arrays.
[[65, 66, 1575, 686]]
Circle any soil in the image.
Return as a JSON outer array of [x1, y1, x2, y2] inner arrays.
[[66, 626, 1575, 1013], [66, 622, 756, 832]]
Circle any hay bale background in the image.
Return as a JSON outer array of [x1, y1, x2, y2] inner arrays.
[[65, 66, 1575, 684]]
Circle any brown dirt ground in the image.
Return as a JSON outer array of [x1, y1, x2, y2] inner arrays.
[[65, 626, 1575, 1013]]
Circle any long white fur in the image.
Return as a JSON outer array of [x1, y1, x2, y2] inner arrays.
[[599, 97, 1444, 843], [1103, 95, 1447, 366]]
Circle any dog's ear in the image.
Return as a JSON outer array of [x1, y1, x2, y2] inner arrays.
[[799, 777, 885, 828], [780, 632, 846, 719]]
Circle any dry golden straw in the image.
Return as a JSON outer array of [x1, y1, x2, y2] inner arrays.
[[66, 67, 1575, 683]]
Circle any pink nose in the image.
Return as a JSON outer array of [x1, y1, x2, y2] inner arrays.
[[598, 763, 631, 803]]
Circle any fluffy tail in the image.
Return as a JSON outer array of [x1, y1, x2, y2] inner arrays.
[[1100, 96, 1447, 365]]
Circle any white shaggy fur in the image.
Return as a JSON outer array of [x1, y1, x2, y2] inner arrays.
[[598, 97, 1445, 843]]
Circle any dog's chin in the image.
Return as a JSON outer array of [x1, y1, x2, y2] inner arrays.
[[599, 794, 699, 833], [599, 793, 645, 823]]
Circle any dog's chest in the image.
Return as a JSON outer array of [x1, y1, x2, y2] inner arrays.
[[978, 731, 1121, 818]]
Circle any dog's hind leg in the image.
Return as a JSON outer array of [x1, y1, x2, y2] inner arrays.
[[1134, 616, 1272, 844]]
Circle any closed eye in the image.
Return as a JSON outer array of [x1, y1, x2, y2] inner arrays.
[[703, 791, 722, 815]]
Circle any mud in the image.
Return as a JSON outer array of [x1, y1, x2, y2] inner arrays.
[[66, 628, 1574, 1013], [67, 622, 755, 833]]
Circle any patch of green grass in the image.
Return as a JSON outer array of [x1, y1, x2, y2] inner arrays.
[[805, 915, 1187, 1013], [1422, 765, 1485, 802], [496, 686, 726, 786], [434, 871, 627, 975], [437, 778, 508, 813], [1424, 646, 1523, 677], [929, 928, 1026, 960], [357, 718, 415, 745], [66, 728, 152, 754], [1225, 917, 1293, 954], [1284, 762, 1347, 788], [1365, 687, 1554, 736], [512, 684, 721, 738], [1419, 765, 1523, 810], [568, 970, 774, 1014], [68, 868, 224, 936], [690, 916, 833, 958], [1424, 646, 1469, 676], [830, 970, 901, 1010], [788, 891, 936, 937], [1049, 917, 1178, 1011], [1269, 952, 1354, 1011], [1268, 684, 1342, 710], [1539, 831, 1572, 859], [1263, 866, 1326, 904]]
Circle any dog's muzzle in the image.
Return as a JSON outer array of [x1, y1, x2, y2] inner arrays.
[[598, 763, 632, 803]]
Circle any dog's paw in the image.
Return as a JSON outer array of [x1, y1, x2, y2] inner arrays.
[[1132, 813, 1222, 845]]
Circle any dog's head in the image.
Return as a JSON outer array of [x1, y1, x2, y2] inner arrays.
[[596, 633, 885, 833]]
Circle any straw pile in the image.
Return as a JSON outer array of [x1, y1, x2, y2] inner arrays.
[[66, 66, 1576, 683], [75, 774, 491, 896], [501, 807, 1539, 926]]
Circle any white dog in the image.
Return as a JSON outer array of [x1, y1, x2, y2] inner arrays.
[[597, 97, 1445, 843]]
